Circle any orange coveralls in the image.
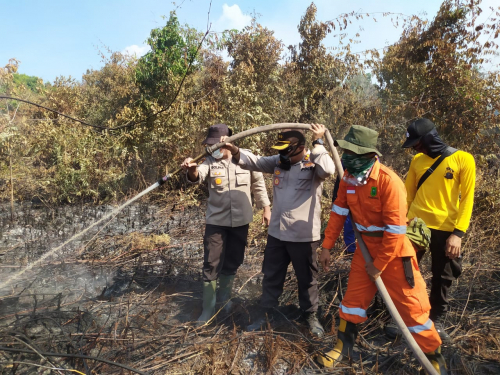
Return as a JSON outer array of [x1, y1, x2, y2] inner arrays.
[[322, 160, 441, 352]]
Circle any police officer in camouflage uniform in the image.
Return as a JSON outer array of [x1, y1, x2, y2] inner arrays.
[[222, 124, 335, 337], [181, 124, 271, 325]]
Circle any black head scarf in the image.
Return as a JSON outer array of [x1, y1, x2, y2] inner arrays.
[[419, 128, 448, 159]]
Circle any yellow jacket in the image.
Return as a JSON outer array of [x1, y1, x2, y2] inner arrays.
[[405, 150, 475, 235]]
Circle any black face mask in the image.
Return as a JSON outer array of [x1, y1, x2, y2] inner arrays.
[[278, 144, 303, 170], [278, 155, 291, 170], [415, 128, 448, 159]]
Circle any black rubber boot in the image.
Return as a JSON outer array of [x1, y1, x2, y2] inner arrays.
[[424, 346, 448, 374], [384, 320, 401, 339], [433, 316, 451, 344], [303, 311, 325, 338], [246, 308, 274, 331], [315, 318, 357, 367]]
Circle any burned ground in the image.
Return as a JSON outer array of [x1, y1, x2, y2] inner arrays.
[[0, 196, 499, 374]]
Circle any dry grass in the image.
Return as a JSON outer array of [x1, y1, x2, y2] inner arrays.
[[0, 191, 498, 374]]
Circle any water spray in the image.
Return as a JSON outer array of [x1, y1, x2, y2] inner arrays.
[[0, 183, 159, 292], [1, 123, 438, 374]]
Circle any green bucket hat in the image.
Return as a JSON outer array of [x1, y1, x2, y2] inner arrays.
[[335, 125, 382, 156]]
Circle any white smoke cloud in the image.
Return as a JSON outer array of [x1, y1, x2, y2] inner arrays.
[[121, 44, 150, 57], [215, 4, 252, 31]]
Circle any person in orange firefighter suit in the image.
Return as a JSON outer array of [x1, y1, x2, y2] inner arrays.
[[315, 125, 447, 374]]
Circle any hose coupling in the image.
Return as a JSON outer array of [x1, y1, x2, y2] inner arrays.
[[157, 175, 170, 186]]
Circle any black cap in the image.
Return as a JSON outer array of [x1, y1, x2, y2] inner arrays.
[[402, 118, 436, 148], [202, 124, 231, 145], [272, 130, 306, 150]]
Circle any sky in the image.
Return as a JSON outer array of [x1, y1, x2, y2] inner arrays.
[[1, 0, 498, 83]]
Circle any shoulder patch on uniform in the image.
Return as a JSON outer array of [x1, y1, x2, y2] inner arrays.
[[301, 162, 315, 170]]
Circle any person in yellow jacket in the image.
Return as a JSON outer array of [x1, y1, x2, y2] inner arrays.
[[316, 125, 447, 374], [401, 118, 475, 342]]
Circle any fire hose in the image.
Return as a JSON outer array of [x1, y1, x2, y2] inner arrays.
[[166, 123, 438, 374], [0, 122, 438, 374]]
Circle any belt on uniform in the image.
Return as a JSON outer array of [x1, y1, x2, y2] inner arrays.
[[360, 231, 384, 237]]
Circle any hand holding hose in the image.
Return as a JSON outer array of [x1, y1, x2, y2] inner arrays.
[[365, 261, 382, 282], [181, 157, 199, 182], [220, 136, 240, 162], [220, 136, 238, 154], [310, 123, 326, 141]]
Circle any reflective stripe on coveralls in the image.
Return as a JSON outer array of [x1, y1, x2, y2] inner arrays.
[[331, 204, 349, 216], [354, 223, 407, 234], [323, 160, 416, 270], [198, 123, 441, 374], [339, 303, 366, 318], [339, 250, 441, 352], [408, 319, 433, 334], [322, 160, 442, 353]]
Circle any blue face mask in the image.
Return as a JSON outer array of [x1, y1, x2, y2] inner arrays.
[[211, 148, 223, 159]]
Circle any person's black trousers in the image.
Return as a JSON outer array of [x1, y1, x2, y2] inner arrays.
[[260, 235, 320, 313], [417, 229, 462, 320], [202, 224, 249, 282]]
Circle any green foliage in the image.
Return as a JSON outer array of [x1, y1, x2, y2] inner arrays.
[[12, 73, 43, 92], [135, 11, 201, 103], [0, 0, 498, 206]]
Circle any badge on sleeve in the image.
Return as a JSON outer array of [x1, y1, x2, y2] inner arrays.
[[274, 178, 280, 186]]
